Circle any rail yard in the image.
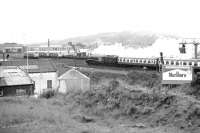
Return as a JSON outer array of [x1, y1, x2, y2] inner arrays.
[[1, 40, 200, 133]]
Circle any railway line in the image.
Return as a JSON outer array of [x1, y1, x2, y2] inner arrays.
[[50, 58, 154, 72], [2, 40, 200, 74]]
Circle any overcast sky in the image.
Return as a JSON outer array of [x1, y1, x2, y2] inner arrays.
[[0, 0, 200, 44]]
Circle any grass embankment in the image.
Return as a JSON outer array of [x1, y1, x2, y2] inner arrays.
[[0, 70, 200, 133]]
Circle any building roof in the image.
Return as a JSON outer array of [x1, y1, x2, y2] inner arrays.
[[0, 43, 23, 48], [0, 59, 56, 73], [0, 67, 33, 87], [57, 66, 71, 77], [58, 68, 90, 80]]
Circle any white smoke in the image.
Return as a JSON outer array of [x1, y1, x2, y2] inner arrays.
[[92, 37, 195, 59]]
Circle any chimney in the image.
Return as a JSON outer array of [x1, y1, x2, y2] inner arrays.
[[48, 39, 50, 47], [160, 52, 164, 64]]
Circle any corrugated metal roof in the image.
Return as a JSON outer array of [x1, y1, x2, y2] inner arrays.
[[0, 59, 56, 73], [0, 68, 33, 86], [58, 68, 90, 80]]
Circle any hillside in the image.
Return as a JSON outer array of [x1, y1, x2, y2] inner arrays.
[[60, 31, 158, 48], [30, 31, 173, 49]]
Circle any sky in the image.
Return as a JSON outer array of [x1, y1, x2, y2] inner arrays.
[[0, 0, 200, 44]]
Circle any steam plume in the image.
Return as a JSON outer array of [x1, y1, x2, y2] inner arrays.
[[92, 37, 195, 59]]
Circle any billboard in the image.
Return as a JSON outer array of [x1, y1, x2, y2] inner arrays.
[[162, 66, 193, 84]]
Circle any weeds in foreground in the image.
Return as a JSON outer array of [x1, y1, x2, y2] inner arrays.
[[127, 70, 160, 88], [65, 80, 167, 119]]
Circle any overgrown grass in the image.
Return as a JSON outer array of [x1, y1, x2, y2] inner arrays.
[[1, 70, 200, 133], [40, 89, 56, 99], [64, 80, 166, 119], [127, 70, 161, 88], [0, 96, 69, 128]]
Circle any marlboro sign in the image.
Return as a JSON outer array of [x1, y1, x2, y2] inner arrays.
[[162, 66, 193, 84]]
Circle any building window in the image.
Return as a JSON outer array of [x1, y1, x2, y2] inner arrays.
[[16, 89, 26, 96], [47, 80, 52, 89], [0, 88, 3, 96]]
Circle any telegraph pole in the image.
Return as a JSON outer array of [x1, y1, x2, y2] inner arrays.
[[194, 42, 198, 59], [27, 47, 29, 73], [48, 38, 50, 47], [2, 49, 5, 61]]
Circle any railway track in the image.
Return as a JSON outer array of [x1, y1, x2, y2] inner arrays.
[[0, 57, 159, 73], [50, 58, 158, 72]]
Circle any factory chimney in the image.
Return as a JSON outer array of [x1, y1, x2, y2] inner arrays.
[[48, 39, 50, 47], [160, 52, 164, 64]]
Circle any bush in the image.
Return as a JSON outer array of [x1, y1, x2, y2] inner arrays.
[[40, 89, 55, 99], [127, 70, 160, 88], [66, 80, 166, 119], [109, 80, 120, 90], [182, 83, 200, 99]]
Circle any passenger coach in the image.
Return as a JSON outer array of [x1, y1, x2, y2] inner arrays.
[[118, 57, 200, 67]]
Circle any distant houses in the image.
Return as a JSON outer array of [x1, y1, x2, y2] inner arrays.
[[0, 43, 25, 59]]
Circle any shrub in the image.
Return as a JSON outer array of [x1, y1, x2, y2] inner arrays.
[[182, 83, 200, 99], [65, 79, 167, 120], [40, 89, 55, 99], [127, 70, 160, 88], [109, 80, 120, 90]]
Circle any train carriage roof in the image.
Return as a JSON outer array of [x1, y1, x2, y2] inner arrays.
[[118, 56, 200, 61], [163, 58, 200, 61]]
